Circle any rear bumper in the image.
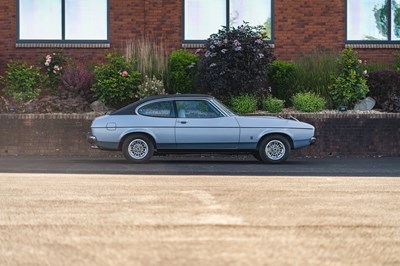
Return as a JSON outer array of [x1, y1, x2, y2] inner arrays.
[[310, 137, 317, 145], [87, 133, 120, 150]]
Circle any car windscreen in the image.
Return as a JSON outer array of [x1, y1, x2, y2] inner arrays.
[[213, 99, 237, 116]]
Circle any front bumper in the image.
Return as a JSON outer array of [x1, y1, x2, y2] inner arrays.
[[87, 134, 99, 149], [310, 137, 317, 145]]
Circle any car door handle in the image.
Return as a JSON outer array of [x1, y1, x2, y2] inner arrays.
[[177, 120, 188, 124]]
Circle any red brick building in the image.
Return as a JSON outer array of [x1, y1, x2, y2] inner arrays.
[[1, 0, 399, 74]]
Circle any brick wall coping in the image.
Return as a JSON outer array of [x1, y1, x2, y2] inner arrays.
[[15, 43, 111, 49], [182, 43, 276, 49], [345, 44, 400, 49], [1, 112, 399, 120]]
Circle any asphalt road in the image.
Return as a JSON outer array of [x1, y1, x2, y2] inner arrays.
[[0, 155, 399, 176]]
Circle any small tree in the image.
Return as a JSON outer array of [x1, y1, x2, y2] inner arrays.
[[199, 23, 275, 100], [92, 53, 141, 108], [167, 50, 199, 93], [329, 47, 369, 108], [2, 61, 44, 101]]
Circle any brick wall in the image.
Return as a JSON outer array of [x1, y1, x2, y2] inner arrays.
[[0, 113, 399, 157], [0, 0, 399, 75], [274, 0, 345, 59]]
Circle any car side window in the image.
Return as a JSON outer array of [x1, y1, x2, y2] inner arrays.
[[137, 101, 175, 118], [176, 100, 223, 118]]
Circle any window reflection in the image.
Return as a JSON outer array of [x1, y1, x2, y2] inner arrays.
[[230, 0, 272, 39], [184, 0, 272, 41], [18, 0, 108, 42], [184, 0, 226, 40], [65, 0, 108, 40], [19, 0, 62, 40], [391, 0, 400, 40], [347, 0, 387, 41]]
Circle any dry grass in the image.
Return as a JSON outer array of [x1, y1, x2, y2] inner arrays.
[[0, 174, 399, 266], [124, 38, 168, 81]]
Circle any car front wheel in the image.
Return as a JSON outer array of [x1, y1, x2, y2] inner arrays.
[[122, 134, 154, 163], [258, 135, 291, 164]]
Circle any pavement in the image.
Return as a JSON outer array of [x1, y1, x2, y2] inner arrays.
[[0, 155, 399, 176], [1, 156, 399, 266]]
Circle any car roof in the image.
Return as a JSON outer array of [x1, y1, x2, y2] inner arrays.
[[110, 94, 215, 115]]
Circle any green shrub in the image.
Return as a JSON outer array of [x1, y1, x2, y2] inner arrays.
[[230, 94, 258, 114], [268, 60, 298, 104], [136, 75, 166, 99], [330, 47, 369, 108], [263, 96, 285, 113], [292, 92, 326, 112], [168, 50, 199, 93], [396, 52, 400, 72], [199, 23, 275, 100], [2, 61, 43, 101], [92, 53, 141, 108]]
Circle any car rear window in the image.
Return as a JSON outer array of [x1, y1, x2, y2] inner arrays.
[[137, 101, 175, 118]]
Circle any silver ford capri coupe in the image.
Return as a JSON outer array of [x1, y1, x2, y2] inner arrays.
[[88, 94, 316, 163]]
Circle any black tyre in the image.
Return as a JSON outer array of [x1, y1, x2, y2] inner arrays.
[[253, 152, 263, 161], [258, 135, 291, 164], [122, 134, 154, 163]]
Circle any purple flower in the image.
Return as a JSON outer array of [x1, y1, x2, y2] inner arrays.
[[214, 40, 222, 46], [221, 49, 228, 54], [233, 40, 241, 46], [258, 53, 265, 59], [209, 63, 216, 68]]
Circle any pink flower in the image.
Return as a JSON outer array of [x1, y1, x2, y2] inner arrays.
[[53, 65, 60, 74], [45, 55, 52, 66], [121, 71, 129, 77]]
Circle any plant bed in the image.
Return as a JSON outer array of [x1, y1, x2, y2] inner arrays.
[[0, 94, 93, 114]]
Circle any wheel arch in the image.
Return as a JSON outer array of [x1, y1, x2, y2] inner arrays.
[[119, 132, 157, 150], [257, 133, 294, 150]]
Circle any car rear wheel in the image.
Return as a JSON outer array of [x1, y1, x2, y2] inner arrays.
[[258, 135, 291, 164], [122, 134, 154, 163]]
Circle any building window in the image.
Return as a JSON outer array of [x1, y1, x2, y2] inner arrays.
[[347, 0, 400, 42], [18, 0, 109, 42], [183, 0, 273, 42]]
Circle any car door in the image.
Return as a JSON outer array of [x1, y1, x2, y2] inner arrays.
[[175, 100, 240, 149], [134, 100, 177, 146]]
